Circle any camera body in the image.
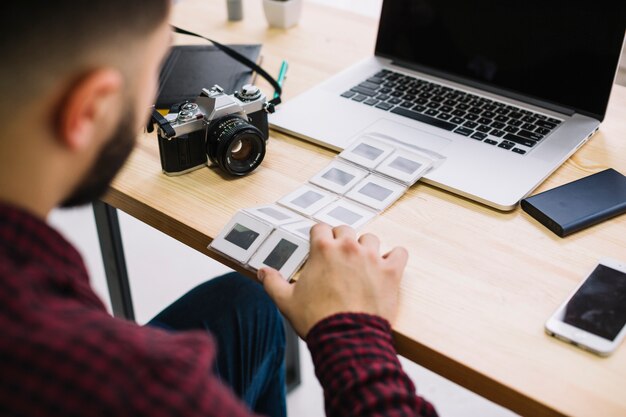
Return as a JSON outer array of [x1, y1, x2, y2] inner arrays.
[[156, 84, 275, 176]]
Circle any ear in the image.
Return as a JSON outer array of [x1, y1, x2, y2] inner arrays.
[[56, 69, 124, 151]]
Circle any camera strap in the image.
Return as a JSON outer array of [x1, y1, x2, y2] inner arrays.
[[148, 108, 176, 137], [171, 26, 282, 106]]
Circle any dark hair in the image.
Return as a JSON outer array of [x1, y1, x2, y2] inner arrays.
[[0, 1, 170, 103]]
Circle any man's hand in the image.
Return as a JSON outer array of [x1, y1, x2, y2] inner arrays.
[[258, 223, 408, 338]]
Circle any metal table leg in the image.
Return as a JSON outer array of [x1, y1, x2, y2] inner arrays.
[[92, 201, 301, 391], [284, 320, 301, 392], [93, 201, 135, 320]]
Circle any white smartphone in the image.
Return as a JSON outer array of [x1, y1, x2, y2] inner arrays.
[[545, 258, 626, 356]]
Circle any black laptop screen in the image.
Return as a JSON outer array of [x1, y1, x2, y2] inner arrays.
[[375, 0, 626, 120]]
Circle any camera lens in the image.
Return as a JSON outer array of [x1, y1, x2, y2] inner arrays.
[[206, 115, 266, 176], [230, 139, 254, 161]]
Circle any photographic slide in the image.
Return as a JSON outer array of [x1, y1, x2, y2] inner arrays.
[[282, 219, 318, 241], [293, 190, 324, 208], [245, 204, 305, 226], [248, 229, 310, 280], [224, 223, 260, 250], [209, 211, 273, 263], [314, 200, 376, 229], [346, 174, 407, 211], [376, 149, 433, 185], [278, 184, 337, 216], [339, 135, 395, 169], [263, 239, 299, 270], [309, 160, 369, 195], [258, 207, 290, 221]]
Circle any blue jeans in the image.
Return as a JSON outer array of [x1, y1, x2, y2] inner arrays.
[[148, 272, 287, 417]]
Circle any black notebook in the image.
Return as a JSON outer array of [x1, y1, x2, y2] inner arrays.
[[156, 44, 262, 110], [521, 169, 626, 237]]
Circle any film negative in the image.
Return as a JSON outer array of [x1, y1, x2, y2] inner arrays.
[[345, 174, 407, 212], [244, 204, 306, 226], [339, 135, 396, 169], [209, 211, 274, 263], [281, 219, 318, 241], [309, 160, 369, 195], [314, 199, 376, 229], [375, 148, 433, 185], [277, 184, 337, 217], [248, 229, 310, 280]]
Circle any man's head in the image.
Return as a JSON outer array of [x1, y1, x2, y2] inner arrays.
[[0, 2, 172, 216]]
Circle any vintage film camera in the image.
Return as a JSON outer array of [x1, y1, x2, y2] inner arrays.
[[151, 84, 276, 176]]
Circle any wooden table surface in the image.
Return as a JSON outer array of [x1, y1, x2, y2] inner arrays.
[[104, 1, 626, 416]]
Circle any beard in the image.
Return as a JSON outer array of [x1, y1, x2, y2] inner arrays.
[[61, 107, 138, 208]]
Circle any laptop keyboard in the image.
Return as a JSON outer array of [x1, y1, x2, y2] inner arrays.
[[341, 69, 562, 155]]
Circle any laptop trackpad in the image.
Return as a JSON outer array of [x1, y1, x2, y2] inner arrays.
[[357, 118, 452, 152]]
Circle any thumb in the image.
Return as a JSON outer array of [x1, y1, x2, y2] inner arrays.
[[258, 268, 293, 312]]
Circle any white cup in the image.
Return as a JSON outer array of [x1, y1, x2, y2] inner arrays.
[[262, 0, 303, 29]]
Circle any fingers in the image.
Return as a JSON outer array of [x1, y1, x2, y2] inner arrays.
[[383, 247, 409, 271], [258, 267, 293, 313], [310, 223, 333, 243], [312, 225, 403, 271], [358, 233, 380, 253], [333, 225, 356, 240], [312, 224, 362, 242]]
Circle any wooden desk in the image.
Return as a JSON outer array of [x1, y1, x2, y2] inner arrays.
[[103, 1, 626, 416]]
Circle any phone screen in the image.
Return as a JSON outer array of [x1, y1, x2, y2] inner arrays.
[[563, 264, 626, 341]]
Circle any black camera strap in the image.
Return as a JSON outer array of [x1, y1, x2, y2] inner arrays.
[[149, 108, 176, 137], [171, 26, 282, 106]]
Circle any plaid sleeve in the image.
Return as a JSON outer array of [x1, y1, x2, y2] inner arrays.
[[306, 313, 438, 417], [0, 299, 263, 417]]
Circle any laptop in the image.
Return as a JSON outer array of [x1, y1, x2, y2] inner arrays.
[[270, 0, 626, 210]]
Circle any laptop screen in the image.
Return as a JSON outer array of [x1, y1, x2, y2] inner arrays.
[[375, 0, 626, 120]]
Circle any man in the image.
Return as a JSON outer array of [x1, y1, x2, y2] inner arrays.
[[0, 2, 437, 416]]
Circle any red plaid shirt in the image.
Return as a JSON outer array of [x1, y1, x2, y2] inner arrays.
[[0, 202, 437, 417]]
